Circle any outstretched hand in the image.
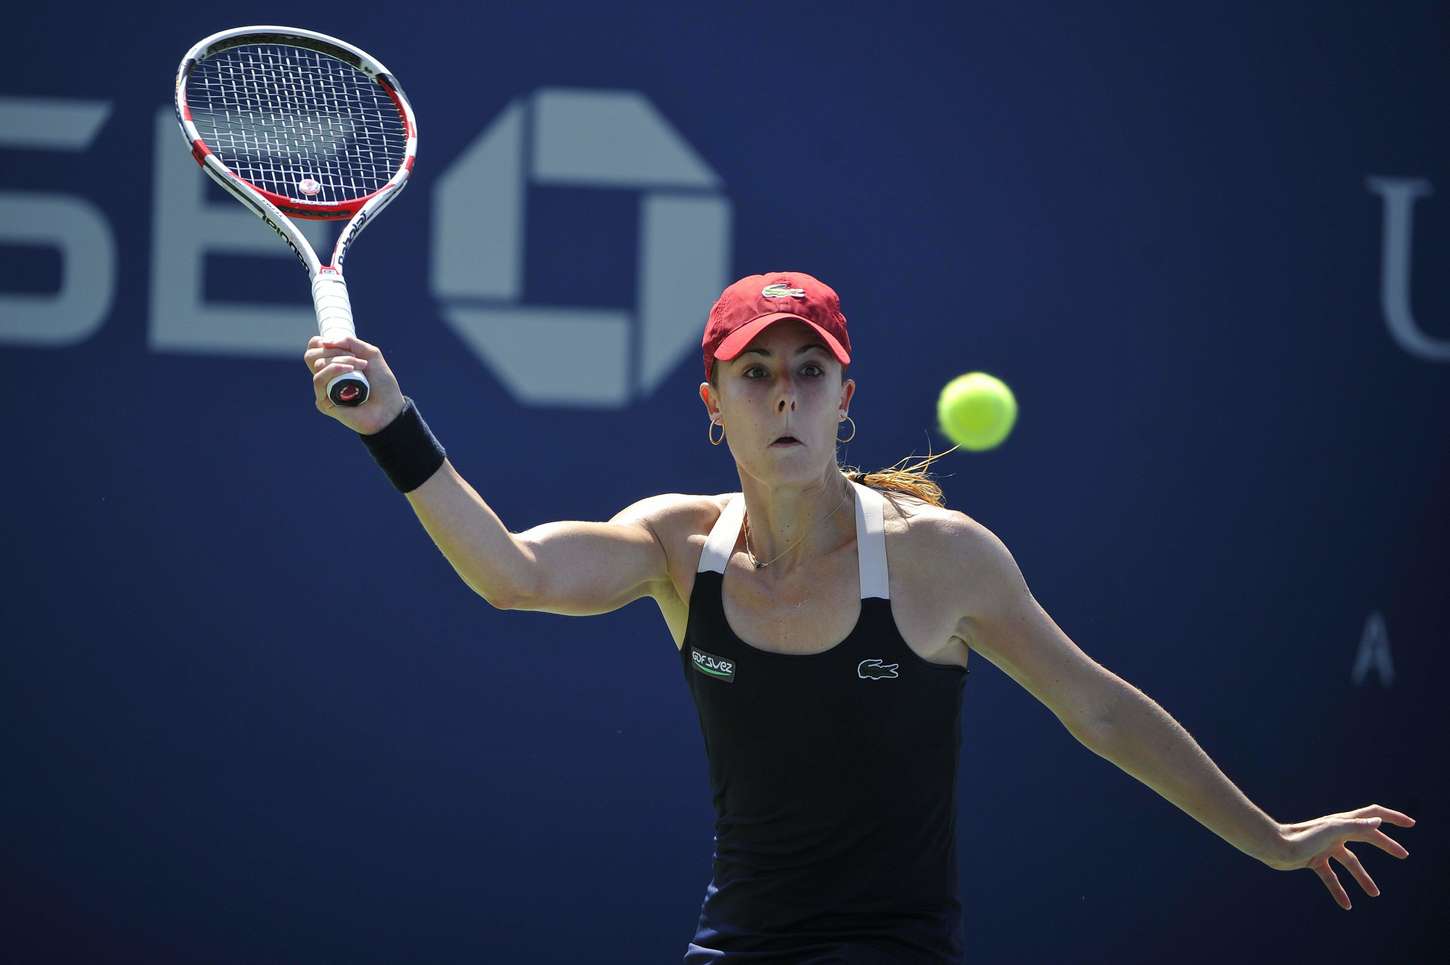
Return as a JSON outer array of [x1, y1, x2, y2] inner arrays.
[[1266, 805, 1414, 909]]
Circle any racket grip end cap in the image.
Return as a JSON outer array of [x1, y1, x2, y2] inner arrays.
[[327, 371, 371, 407]]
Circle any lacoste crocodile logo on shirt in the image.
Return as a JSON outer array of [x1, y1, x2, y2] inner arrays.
[[858, 659, 899, 680]]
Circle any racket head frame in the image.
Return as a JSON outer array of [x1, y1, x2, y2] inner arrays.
[[173, 25, 417, 407], [173, 25, 418, 275]]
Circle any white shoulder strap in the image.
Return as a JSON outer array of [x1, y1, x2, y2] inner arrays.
[[696, 484, 889, 595], [852, 481, 890, 599], [698, 493, 745, 574]]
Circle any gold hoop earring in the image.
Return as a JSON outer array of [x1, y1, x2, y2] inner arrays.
[[708, 419, 725, 446], [836, 415, 856, 444]]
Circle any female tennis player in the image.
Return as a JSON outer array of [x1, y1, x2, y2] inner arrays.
[[304, 270, 1414, 963]]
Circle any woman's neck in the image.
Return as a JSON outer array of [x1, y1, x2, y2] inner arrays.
[[737, 470, 854, 574]]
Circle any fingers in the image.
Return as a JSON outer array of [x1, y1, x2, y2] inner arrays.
[[309, 334, 379, 357], [1347, 808, 1411, 858], [1365, 827, 1411, 859], [1311, 855, 1352, 910], [312, 359, 365, 381], [1360, 805, 1416, 828], [304, 335, 373, 373], [1285, 807, 1414, 910], [311, 354, 369, 372], [1318, 814, 1408, 910], [1330, 845, 1380, 899]]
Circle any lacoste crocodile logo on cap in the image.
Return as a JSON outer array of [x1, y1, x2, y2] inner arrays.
[[761, 283, 806, 299], [858, 659, 899, 680], [692, 647, 735, 682]]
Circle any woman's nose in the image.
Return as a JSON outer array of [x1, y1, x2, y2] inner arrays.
[[774, 372, 799, 410]]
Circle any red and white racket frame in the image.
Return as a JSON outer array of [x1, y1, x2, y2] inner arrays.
[[174, 25, 418, 407]]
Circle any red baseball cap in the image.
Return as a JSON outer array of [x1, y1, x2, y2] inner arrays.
[[701, 270, 852, 380]]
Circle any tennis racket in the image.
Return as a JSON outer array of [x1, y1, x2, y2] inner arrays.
[[174, 25, 417, 407]]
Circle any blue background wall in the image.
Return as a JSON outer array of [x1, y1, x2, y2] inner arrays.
[[2, 1, 1443, 961]]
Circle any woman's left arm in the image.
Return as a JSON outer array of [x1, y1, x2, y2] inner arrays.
[[943, 513, 1416, 910], [1086, 683, 1414, 907]]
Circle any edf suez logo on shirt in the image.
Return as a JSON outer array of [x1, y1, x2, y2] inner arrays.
[[692, 648, 735, 683]]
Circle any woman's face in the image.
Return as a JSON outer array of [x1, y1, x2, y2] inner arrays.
[[701, 318, 855, 486]]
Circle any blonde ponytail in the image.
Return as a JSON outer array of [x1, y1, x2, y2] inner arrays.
[[840, 444, 956, 508]]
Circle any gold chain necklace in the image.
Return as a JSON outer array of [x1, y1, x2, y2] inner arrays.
[[742, 479, 851, 569]]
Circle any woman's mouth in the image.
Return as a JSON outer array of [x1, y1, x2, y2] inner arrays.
[[770, 436, 802, 447]]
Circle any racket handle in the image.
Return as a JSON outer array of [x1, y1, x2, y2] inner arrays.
[[312, 268, 371, 407]]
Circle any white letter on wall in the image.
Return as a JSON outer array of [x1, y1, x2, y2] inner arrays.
[[0, 97, 115, 346]]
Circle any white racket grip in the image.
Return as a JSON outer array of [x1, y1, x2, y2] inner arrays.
[[312, 268, 371, 407], [312, 268, 356, 342]]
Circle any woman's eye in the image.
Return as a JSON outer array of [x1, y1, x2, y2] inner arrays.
[[745, 365, 823, 378]]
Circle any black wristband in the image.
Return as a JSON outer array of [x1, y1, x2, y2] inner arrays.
[[359, 396, 446, 493]]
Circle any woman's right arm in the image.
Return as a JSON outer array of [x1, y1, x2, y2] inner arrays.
[[304, 335, 673, 613], [403, 461, 676, 615]]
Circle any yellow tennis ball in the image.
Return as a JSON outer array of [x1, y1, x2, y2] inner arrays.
[[937, 372, 1017, 451]]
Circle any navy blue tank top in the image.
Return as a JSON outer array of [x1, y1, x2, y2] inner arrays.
[[679, 481, 969, 964]]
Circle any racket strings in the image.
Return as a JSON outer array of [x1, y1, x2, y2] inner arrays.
[[187, 43, 406, 208]]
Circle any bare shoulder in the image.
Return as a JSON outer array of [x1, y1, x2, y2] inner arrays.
[[608, 491, 728, 542], [880, 492, 1020, 608], [889, 495, 1001, 545], [609, 491, 731, 588], [608, 492, 731, 643], [877, 489, 977, 549]]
